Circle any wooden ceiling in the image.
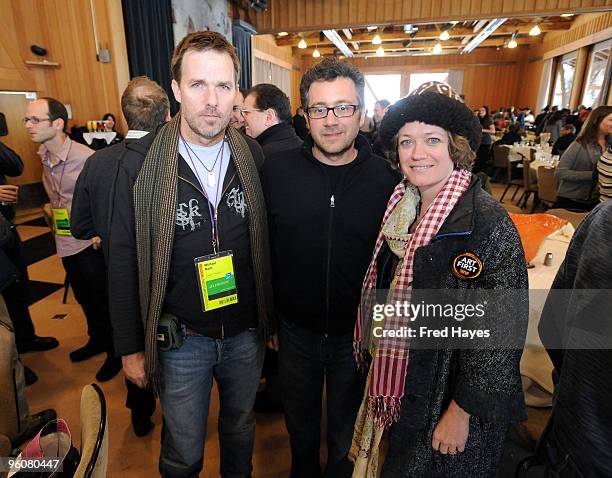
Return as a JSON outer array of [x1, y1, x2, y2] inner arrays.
[[272, 16, 576, 57]]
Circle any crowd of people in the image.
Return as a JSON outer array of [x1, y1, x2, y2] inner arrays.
[[1, 28, 611, 478], [465, 101, 612, 211]]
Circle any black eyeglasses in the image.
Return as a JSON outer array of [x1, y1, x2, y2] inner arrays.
[[306, 104, 359, 119], [23, 116, 52, 125]]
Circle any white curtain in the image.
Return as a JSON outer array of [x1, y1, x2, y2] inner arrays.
[[537, 59, 553, 111], [253, 57, 291, 99], [447, 69, 464, 95]]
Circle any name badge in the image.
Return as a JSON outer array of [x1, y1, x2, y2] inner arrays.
[[52, 208, 71, 236], [194, 250, 238, 312]]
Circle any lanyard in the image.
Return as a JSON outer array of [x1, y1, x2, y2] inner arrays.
[[179, 134, 225, 253], [46, 142, 72, 208]]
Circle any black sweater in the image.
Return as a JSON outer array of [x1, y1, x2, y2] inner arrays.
[[261, 134, 399, 336]]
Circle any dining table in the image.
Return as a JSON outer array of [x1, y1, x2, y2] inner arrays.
[[521, 221, 574, 407]]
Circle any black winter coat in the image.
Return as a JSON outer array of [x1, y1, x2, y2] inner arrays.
[[72, 137, 143, 260], [256, 122, 302, 157], [0, 141, 23, 222], [539, 200, 612, 477], [379, 177, 528, 477]]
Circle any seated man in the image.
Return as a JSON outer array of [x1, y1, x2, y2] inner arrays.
[[498, 122, 523, 145], [552, 124, 576, 156]]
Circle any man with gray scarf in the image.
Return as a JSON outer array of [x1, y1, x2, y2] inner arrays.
[[107, 32, 274, 478]]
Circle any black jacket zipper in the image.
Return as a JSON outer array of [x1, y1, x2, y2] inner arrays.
[[178, 172, 237, 339], [325, 193, 335, 338]]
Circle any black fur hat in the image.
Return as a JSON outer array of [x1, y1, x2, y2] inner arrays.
[[379, 81, 482, 152]]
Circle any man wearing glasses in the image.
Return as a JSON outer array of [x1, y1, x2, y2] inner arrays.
[[24, 98, 121, 382], [261, 58, 399, 478], [241, 83, 302, 157]]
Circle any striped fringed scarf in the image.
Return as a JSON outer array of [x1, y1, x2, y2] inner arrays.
[[134, 114, 274, 392], [354, 169, 472, 428]]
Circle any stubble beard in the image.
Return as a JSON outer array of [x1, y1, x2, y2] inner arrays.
[[313, 129, 358, 161], [183, 108, 230, 144]]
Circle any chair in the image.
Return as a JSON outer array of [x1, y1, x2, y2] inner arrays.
[[546, 208, 588, 229], [532, 166, 558, 212], [517, 158, 538, 210], [74, 384, 108, 478], [497, 145, 523, 203]]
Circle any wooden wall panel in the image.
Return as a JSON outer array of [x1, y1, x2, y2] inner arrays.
[[517, 56, 545, 111], [299, 47, 526, 110], [0, 0, 129, 187], [251, 0, 612, 33], [251, 34, 302, 110], [542, 11, 612, 56], [0, 94, 43, 185]]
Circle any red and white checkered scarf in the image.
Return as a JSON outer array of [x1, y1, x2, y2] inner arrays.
[[354, 168, 472, 428]]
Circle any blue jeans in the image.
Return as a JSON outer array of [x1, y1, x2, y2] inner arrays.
[[279, 319, 366, 478], [158, 328, 264, 478]]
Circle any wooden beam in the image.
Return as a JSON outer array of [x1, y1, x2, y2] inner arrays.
[[274, 23, 572, 46], [294, 38, 539, 56], [251, 0, 612, 35]]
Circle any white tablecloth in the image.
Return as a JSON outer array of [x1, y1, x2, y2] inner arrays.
[[521, 223, 574, 406], [82, 132, 117, 145]]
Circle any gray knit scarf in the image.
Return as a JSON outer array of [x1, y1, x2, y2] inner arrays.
[[134, 113, 274, 390]]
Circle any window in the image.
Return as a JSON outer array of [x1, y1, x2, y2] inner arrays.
[[581, 39, 612, 108], [551, 51, 577, 108], [408, 72, 449, 93], [364, 74, 402, 116]]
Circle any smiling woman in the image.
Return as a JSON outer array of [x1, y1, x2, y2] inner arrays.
[[351, 81, 528, 478]]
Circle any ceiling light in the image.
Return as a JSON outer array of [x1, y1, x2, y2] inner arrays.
[[312, 48, 320, 58], [507, 32, 518, 48], [298, 38, 307, 49], [376, 46, 385, 56], [372, 34, 382, 45], [367, 26, 377, 31], [433, 42, 443, 54], [439, 30, 450, 41], [560, 13, 574, 17], [529, 24, 541, 36], [278, 32, 288, 37]]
